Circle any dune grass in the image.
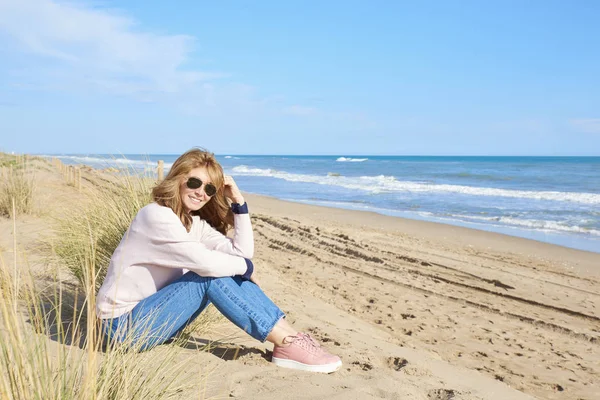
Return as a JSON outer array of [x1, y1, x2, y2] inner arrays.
[[0, 156, 35, 218], [52, 170, 153, 291]]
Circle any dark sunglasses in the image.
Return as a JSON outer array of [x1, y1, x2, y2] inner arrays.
[[186, 177, 217, 197]]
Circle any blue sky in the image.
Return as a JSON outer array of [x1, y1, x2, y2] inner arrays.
[[0, 0, 599, 156]]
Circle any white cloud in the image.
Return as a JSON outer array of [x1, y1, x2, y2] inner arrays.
[[0, 0, 372, 134], [570, 119, 600, 134], [0, 0, 224, 99]]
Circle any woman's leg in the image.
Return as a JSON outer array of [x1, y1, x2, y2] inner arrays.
[[266, 318, 298, 344], [101, 271, 342, 372], [110, 272, 212, 350], [104, 272, 285, 351], [205, 275, 285, 342], [206, 275, 342, 373]]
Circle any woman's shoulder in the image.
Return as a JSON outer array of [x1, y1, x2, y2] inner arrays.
[[136, 202, 178, 224]]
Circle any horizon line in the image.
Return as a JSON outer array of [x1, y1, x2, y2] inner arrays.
[[23, 152, 600, 158]]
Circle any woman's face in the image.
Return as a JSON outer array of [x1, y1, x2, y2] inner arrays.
[[180, 167, 216, 213]]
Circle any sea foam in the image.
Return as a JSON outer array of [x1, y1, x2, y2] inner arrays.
[[457, 215, 600, 236], [229, 165, 600, 205], [336, 157, 368, 162]]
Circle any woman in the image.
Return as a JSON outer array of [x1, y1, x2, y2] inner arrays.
[[96, 148, 342, 373]]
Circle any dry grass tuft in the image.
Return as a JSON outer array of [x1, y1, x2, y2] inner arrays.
[[52, 171, 153, 290], [0, 157, 35, 218]]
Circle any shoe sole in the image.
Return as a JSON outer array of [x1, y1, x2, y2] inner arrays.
[[271, 357, 342, 373]]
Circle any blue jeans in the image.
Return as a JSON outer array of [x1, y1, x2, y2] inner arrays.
[[101, 272, 285, 351]]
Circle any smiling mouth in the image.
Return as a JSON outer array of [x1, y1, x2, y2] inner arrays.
[[189, 195, 202, 204]]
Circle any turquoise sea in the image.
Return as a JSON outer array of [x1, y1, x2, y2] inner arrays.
[[48, 154, 600, 254]]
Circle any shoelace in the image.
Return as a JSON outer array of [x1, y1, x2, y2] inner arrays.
[[284, 333, 322, 353]]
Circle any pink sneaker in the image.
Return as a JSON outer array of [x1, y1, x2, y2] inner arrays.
[[272, 333, 342, 373]]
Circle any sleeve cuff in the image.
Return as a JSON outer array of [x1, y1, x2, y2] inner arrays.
[[231, 202, 249, 214], [241, 258, 254, 280]]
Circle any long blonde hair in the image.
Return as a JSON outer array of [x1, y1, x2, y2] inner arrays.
[[152, 148, 234, 234]]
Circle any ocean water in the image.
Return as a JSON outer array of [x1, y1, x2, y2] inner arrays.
[[48, 154, 600, 254]]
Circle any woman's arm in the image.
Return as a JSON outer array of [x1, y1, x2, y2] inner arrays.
[[199, 203, 254, 258], [134, 203, 252, 278], [200, 176, 254, 258]]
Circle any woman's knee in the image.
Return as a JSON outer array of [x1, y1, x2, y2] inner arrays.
[[182, 271, 213, 282]]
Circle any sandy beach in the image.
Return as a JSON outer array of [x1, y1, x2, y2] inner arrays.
[[1, 158, 598, 400]]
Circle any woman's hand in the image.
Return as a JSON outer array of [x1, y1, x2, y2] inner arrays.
[[223, 175, 245, 204]]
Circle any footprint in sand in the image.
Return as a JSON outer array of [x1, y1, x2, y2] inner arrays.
[[427, 388, 457, 400], [403, 365, 432, 377], [352, 361, 373, 371], [386, 356, 408, 371], [306, 327, 341, 347]]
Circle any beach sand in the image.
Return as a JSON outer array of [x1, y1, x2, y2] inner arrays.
[[1, 159, 598, 399]]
